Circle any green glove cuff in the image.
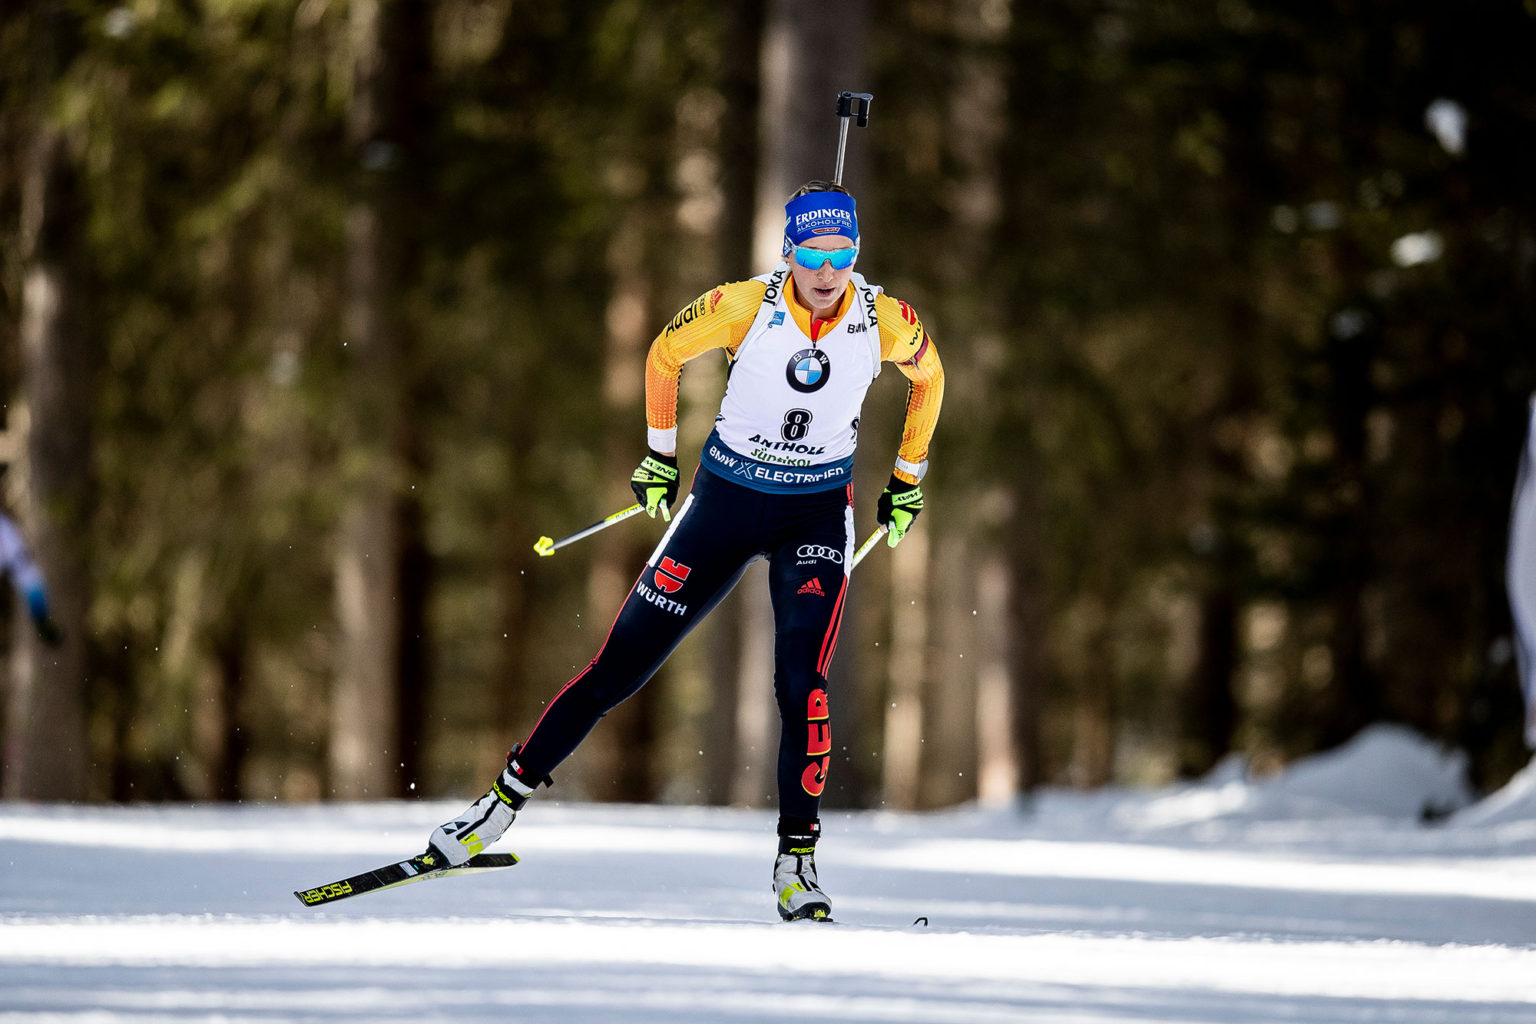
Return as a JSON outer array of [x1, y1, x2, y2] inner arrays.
[[636, 455, 678, 483], [631, 451, 680, 519], [878, 472, 924, 547]]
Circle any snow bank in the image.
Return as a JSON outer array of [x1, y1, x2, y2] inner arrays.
[[1118, 724, 1476, 831], [1453, 755, 1536, 827]]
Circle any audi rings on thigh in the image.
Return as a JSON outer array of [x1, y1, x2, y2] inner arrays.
[[796, 543, 844, 565]]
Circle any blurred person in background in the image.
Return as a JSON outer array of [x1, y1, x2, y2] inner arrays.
[[1508, 395, 1536, 750], [426, 181, 945, 921], [0, 485, 65, 649]]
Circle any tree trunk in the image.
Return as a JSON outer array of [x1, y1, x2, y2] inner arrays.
[[580, 183, 666, 803], [974, 552, 1020, 804], [331, 0, 431, 799], [753, 0, 870, 257], [1073, 603, 1118, 787], [700, 0, 765, 807], [1180, 563, 1238, 777], [4, 5, 93, 801], [924, 537, 978, 808], [1008, 507, 1048, 792], [882, 530, 930, 807], [209, 618, 251, 801]]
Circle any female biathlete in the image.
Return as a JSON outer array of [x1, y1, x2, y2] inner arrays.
[[426, 181, 945, 921]]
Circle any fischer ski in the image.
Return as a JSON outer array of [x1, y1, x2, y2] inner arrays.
[[293, 850, 518, 907]]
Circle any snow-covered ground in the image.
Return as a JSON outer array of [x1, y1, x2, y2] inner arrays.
[[3, 724, 1536, 1023]]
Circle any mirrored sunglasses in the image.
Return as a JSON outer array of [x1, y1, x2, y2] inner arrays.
[[792, 245, 859, 271]]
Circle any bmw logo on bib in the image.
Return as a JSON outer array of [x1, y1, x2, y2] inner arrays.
[[786, 349, 832, 393]]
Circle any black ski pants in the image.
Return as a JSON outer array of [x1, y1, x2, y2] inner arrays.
[[514, 466, 854, 825]]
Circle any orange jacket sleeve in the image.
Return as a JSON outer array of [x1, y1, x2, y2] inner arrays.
[[644, 280, 765, 453], [874, 293, 945, 485]]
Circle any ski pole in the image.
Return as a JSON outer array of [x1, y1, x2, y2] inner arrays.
[[533, 503, 648, 557], [851, 526, 887, 569], [832, 91, 873, 186]]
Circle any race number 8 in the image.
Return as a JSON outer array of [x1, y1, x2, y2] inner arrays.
[[782, 409, 813, 442]]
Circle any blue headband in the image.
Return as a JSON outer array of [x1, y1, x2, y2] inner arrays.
[[782, 191, 859, 257]]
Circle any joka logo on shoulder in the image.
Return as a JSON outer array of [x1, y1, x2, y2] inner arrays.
[[654, 556, 691, 594]]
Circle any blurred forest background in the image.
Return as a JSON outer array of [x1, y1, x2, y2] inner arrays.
[[2, 0, 1534, 809]]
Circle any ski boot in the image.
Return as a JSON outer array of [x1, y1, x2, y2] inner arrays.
[[428, 749, 539, 866], [773, 831, 832, 922]]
